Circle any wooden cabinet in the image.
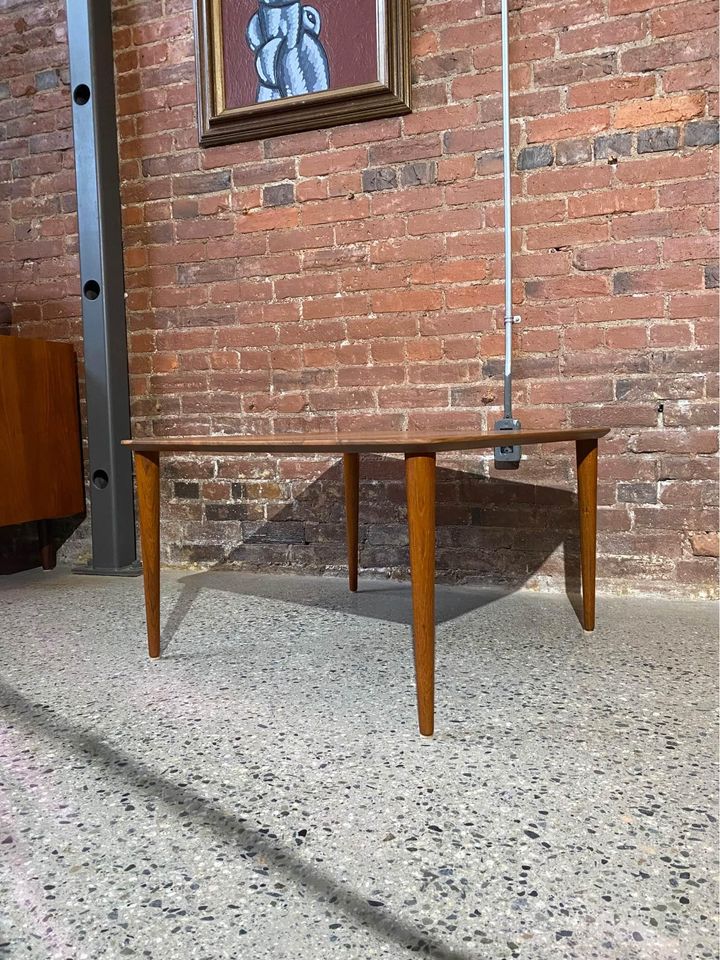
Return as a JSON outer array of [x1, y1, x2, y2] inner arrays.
[[0, 336, 85, 568]]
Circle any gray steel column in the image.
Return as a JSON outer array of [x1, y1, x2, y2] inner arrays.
[[66, 0, 138, 572]]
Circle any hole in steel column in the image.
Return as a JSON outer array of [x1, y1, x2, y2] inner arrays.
[[73, 83, 91, 105], [92, 469, 109, 489], [83, 279, 101, 300]]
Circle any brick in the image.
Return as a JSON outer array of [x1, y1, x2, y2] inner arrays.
[[301, 195, 369, 226], [555, 139, 592, 165], [514, 250, 573, 278], [264, 130, 329, 159], [35, 69, 59, 90], [174, 481, 199, 500], [663, 58, 717, 94], [174, 170, 231, 196], [527, 107, 610, 143], [362, 167, 399, 192], [525, 275, 610, 301], [615, 94, 705, 128], [530, 378, 613, 404], [637, 126, 680, 153], [649, 324, 693, 347], [632, 429, 718, 454], [400, 161, 437, 186], [445, 178, 502, 206], [372, 289, 442, 314], [685, 120, 720, 147], [616, 374, 705, 401], [402, 102, 478, 136], [299, 146, 365, 177], [674, 557, 719, 586], [615, 150, 709, 185], [594, 132, 633, 159], [263, 182, 294, 207], [663, 400, 719, 427], [690, 532, 719, 557], [525, 219, 610, 250], [370, 134, 441, 165], [487, 198, 566, 228], [612, 209, 702, 240], [663, 237, 717, 263], [578, 294, 664, 323], [412, 259, 488, 285], [614, 266, 703, 294], [568, 187, 655, 218], [561, 16, 646, 54], [659, 178, 718, 207], [414, 50, 474, 81], [570, 74, 657, 109], [517, 144, 553, 170], [621, 32, 716, 73], [618, 482, 658, 504], [573, 240, 659, 271], [175, 218, 233, 240], [534, 53, 616, 88], [652, 1, 719, 39]]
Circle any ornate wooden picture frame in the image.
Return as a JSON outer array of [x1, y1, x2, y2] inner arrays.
[[193, 0, 411, 147]]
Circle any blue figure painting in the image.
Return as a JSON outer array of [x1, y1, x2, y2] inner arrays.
[[246, 0, 330, 102]]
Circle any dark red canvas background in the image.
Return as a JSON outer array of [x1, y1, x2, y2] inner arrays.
[[221, 0, 379, 109]]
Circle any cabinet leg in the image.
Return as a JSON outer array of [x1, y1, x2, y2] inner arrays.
[[135, 451, 161, 658], [37, 520, 55, 570], [343, 453, 359, 592], [576, 439, 598, 632], [405, 453, 436, 737]]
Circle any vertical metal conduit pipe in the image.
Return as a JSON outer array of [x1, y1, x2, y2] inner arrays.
[[494, 0, 522, 469]]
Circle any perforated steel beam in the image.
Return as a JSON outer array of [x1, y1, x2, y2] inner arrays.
[[66, 0, 138, 573]]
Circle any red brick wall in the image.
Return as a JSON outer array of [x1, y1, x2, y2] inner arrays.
[[1, 0, 718, 595]]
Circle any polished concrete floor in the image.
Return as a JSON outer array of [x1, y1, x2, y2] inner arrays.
[[0, 567, 717, 960]]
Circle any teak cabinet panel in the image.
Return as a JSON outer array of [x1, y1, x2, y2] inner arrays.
[[0, 337, 85, 527]]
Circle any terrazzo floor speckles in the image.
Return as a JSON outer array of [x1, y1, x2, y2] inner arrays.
[[0, 568, 717, 960]]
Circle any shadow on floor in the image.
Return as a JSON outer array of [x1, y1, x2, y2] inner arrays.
[[0, 515, 84, 575], [0, 679, 476, 960], [161, 457, 584, 651], [163, 574, 512, 650]]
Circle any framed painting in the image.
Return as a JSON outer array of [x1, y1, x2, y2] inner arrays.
[[193, 0, 411, 146]]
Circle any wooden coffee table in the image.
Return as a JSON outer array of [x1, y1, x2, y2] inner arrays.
[[123, 428, 608, 735]]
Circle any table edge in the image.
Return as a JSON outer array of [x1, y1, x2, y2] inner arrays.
[[122, 428, 610, 454]]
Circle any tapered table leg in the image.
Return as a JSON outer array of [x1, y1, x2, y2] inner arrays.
[[576, 439, 598, 632], [135, 450, 161, 658], [37, 520, 56, 570], [405, 453, 436, 736], [343, 453, 360, 592]]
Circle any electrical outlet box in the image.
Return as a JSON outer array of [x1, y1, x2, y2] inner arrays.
[[493, 417, 522, 470]]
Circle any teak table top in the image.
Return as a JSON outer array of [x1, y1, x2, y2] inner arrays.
[[123, 427, 609, 455]]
